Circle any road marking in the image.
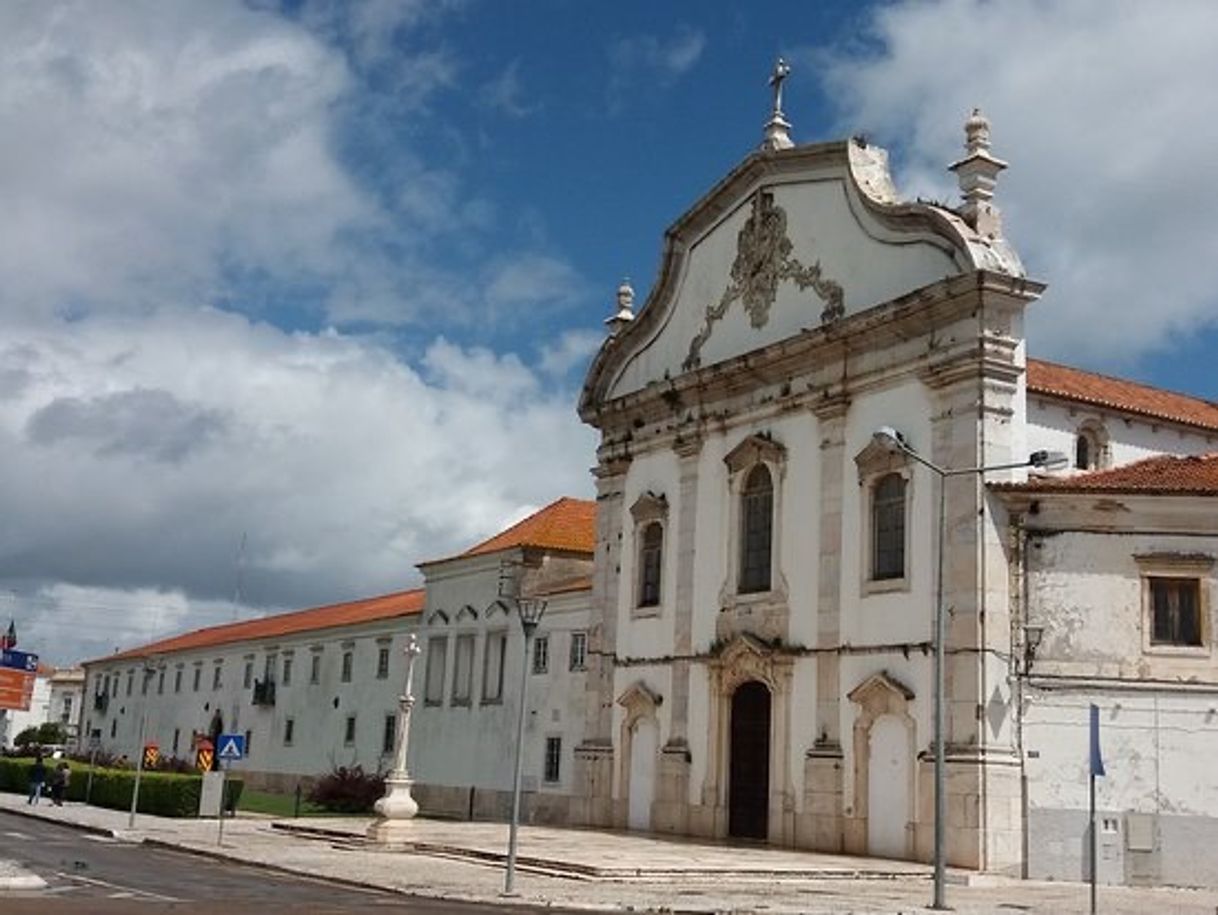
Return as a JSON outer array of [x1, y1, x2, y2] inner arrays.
[[83, 834, 116, 843], [4, 831, 30, 840], [54, 871, 182, 903]]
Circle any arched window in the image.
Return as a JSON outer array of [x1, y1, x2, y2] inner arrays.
[[638, 522, 663, 607], [739, 464, 774, 593], [871, 473, 906, 581], [1075, 433, 1091, 470]]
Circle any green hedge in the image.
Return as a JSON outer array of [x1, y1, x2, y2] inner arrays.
[[0, 757, 243, 818]]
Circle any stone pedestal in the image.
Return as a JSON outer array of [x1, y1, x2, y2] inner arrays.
[[652, 741, 691, 834], [800, 743, 843, 852]]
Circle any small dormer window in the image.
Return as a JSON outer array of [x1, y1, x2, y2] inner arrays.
[[1074, 422, 1108, 471], [1075, 433, 1091, 470]]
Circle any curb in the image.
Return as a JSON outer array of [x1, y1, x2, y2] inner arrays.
[[0, 804, 119, 840], [139, 837, 640, 913]]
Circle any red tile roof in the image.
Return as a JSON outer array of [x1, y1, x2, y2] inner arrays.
[[533, 574, 594, 597], [993, 453, 1218, 495], [422, 497, 597, 565], [89, 588, 424, 665], [1027, 359, 1218, 433]]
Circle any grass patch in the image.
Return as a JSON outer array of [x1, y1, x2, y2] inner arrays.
[[237, 788, 344, 818]]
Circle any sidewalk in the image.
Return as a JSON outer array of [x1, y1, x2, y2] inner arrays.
[[2, 792, 1217, 914]]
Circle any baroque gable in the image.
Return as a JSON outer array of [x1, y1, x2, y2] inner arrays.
[[581, 138, 1027, 416]]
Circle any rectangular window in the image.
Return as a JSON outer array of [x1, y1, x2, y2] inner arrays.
[[569, 631, 587, 671], [157, 669, 165, 695], [282, 657, 292, 686], [376, 646, 390, 680], [424, 637, 447, 705], [193, 666, 202, 692], [172, 728, 180, 755], [310, 653, 321, 684], [264, 654, 277, 683], [243, 661, 254, 689], [532, 635, 549, 675], [482, 631, 507, 702], [174, 669, 182, 693], [341, 650, 353, 683], [871, 473, 907, 581], [344, 715, 356, 746], [127, 671, 134, 696], [544, 736, 562, 783], [213, 664, 223, 690], [112, 676, 119, 697], [1150, 577, 1203, 646], [141, 671, 149, 695], [244, 729, 253, 757], [110, 719, 116, 739], [284, 718, 295, 746], [382, 714, 396, 754], [452, 634, 475, 705]]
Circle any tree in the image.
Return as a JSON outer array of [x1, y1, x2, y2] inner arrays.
[[14, 721, 67, 750]]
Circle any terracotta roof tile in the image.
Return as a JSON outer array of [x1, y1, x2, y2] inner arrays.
[[533, 574, 594, 597], [993, 453, 1218, 495], [88, 588, 423, 666], [1027, 358, 1218, 433], [422, 497, 596, 565]]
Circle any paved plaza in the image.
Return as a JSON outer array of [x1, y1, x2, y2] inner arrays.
[[2, 793, 1217, 913]]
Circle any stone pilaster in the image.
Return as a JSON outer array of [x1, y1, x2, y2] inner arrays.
[[573, 457, 628, 828]]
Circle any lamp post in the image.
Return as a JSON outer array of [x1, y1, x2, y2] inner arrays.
[[128, 660, 157, 829], [367, 634, 423, 843], [502, 594, 547, 896], [872, 427, 1065, 909]]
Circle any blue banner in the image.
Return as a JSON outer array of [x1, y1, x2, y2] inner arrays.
[[0, 649, 37, 672], [1089, 703, 1105, 777]]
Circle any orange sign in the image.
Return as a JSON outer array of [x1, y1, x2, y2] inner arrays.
[[195, 739, 214, 772], [143, 744, 160, 769], [0, 668, 35, 711]]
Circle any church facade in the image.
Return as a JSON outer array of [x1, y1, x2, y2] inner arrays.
[[572, 99, 1218, 881]]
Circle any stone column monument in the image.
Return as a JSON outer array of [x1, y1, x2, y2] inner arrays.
[[367, 634, 422, 843]]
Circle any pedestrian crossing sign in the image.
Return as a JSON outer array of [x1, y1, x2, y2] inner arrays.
[[217, 733, 245, 761]]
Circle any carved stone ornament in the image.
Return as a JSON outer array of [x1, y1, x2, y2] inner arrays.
[[724, 432, 786, 475], [629, 491, 669, 525], [684, 189, 845, 371]]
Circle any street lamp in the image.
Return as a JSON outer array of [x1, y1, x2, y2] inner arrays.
[[128, 659, 158, 828], [872, 426, 1065, 909], [502, 591, 547, 896]]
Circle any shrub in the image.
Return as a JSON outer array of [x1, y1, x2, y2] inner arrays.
[[0, 756, 243, 817], [308, 765, 384, 813], [13, 722, 66, 750]]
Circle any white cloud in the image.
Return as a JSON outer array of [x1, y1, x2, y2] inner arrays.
[[539, 328, 603, 379], [608, 26, 705, 111], [479, 59, 537, 118], [0, 310, 596, 666], [812, 0, 1218, 367]]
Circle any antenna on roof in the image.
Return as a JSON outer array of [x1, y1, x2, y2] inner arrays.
[[230, 531, 247, 622]]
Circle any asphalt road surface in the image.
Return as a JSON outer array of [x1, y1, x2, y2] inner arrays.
[[0, 811, 580, 913]]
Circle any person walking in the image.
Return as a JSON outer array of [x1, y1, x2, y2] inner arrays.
[[27, 752, 46, 805], [50, 760, 70, 806]]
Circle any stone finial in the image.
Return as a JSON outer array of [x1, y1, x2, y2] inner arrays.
[[948, 107, 1007, 238], [761, 58, 794, 152], [605, 278, 635, 336]]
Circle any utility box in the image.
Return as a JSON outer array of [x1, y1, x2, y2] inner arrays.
[[199, 771, 224, 817]]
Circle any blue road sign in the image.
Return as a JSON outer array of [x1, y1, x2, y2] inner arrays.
[[0, 649, 37, 672], [216, 733, 245, 761]]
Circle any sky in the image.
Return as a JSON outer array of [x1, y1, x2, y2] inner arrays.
[[2, 0, 1216, 666]]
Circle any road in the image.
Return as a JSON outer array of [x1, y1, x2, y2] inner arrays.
[[0, 811, 580, 913]]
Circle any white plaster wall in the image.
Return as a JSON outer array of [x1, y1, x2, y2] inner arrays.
[[1023, 521, 1218, 886], [1027, 398, 1217, 469], [83, 615, 422, 780], [411, 557, 590, 798], [618, 449, 682, 660], [609, 175, 963, 398]]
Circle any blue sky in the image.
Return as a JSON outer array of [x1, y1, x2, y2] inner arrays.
[[1, 0, 1215, 664]]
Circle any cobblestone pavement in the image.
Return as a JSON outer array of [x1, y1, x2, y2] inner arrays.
[[2, 793, 1217, 914]]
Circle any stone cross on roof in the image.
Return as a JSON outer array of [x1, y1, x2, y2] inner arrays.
[[761, 58, 794, 152]]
